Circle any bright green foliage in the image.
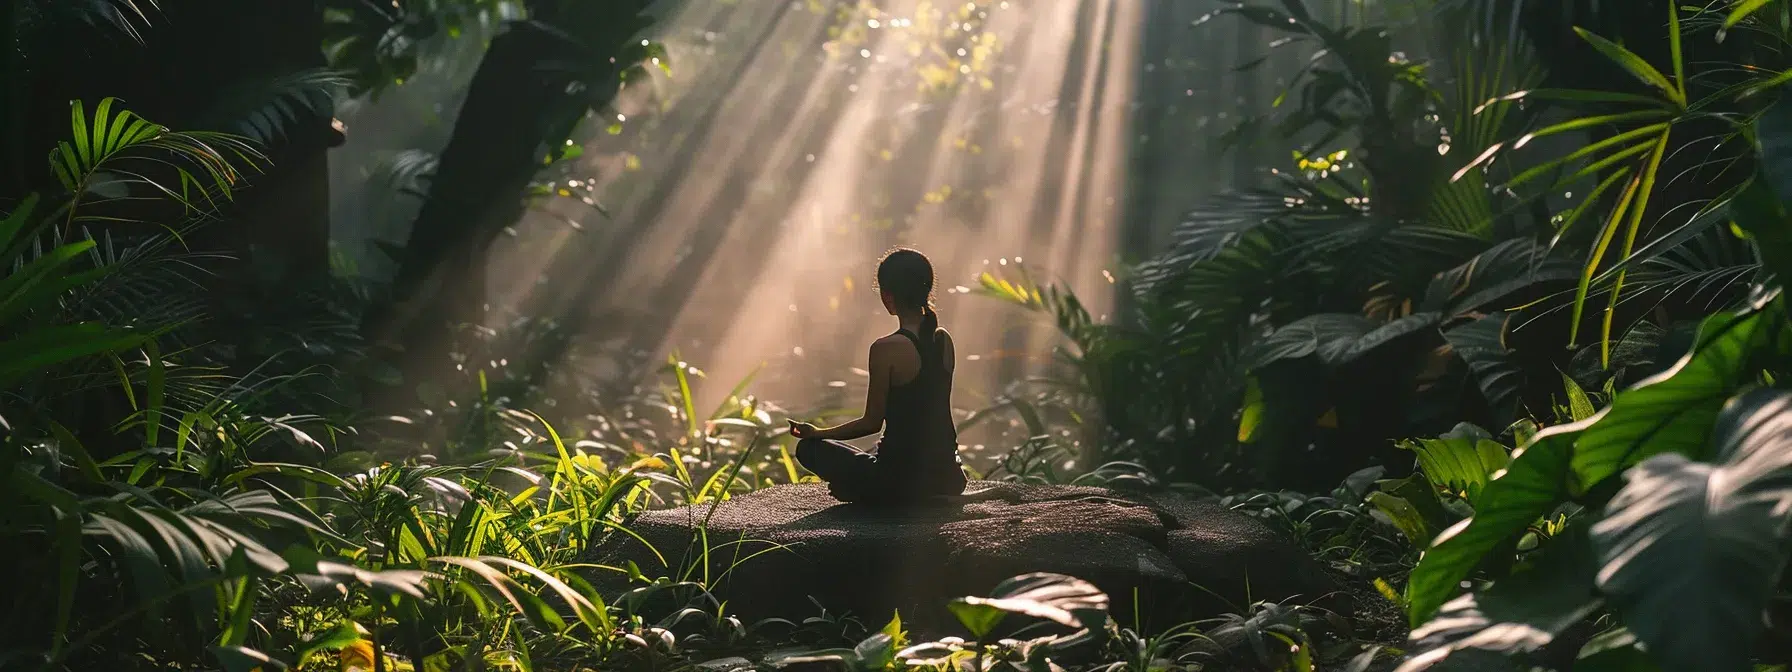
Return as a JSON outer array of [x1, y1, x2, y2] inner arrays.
[[1562, 373, 1599, 422], [1367, 489, 1440, 548], [963, 1, 1599, 489], [52, 97, 263, 222], [1403, 301, 1780, 628], [946, 572, 1111, 642], [34, 0, 1792, 669], [1567, 310, 1772, 495], [0, 97, 766, 671], [782, 573, 1114, 672], [1385, 5, 1792, 661], [1592, 389, 1792, 672], [1395, 423, 1512, 505], [0, 198, 148, 387], [1403, 421, 1577, 627], [1400, 524, 1601, 670]]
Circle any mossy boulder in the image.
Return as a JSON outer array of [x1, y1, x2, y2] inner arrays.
[[584, 481, 1345, 632]]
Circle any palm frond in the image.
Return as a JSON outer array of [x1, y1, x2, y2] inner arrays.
[[1135, 173, 1365, 296], [197, 68, 351, 146], [49, 98, 266, 227], [1522, 217, 1759, 330], [25, 0, 162, 43], [1146, 221, 1296, 359], [368, 149, 440, 200], [66, 227, 215, 331], [1424, 30, 1547, 236], [1622, 222, 1761, 310]]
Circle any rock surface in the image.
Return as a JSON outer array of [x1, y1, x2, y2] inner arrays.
[[585, 481, 1344, 632]]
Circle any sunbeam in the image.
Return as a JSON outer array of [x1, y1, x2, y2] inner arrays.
[[484, 0, 1145, 459], [19, 0, 1724, 665]]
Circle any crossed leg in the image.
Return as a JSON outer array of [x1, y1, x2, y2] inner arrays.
[[794, 437, 882, 503]]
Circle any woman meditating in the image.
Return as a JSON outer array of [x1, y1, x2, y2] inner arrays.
[[788, 248, 968, 504]]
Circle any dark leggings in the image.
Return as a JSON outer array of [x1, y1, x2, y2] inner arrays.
[[795, 437, 966, 504]]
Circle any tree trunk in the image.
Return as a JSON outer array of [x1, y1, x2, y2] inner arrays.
[[375, 19, 569, 323], [220, 0, 339, 280], [490, 4, 795, 394], [363, 2, 643, 407], [1113, 0, 1184, 327]]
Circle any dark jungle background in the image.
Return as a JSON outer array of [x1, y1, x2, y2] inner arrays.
[[9, 0, 1792, 669]]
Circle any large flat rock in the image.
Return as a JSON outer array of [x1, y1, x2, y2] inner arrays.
[[585, 481, 1343, 632]]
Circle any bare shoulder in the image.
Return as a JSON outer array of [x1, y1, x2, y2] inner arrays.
[[938, 329, 956, 368], [871, 333, 908, 350], [869, 334, 907, 361]]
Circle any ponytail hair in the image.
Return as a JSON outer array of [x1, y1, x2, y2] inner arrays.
[[877, 247, 942, 360], [919, 304, 941, 357]]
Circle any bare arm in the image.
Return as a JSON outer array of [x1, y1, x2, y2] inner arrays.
[[811, 341, 893, 441], [941, 330, 955, 373]]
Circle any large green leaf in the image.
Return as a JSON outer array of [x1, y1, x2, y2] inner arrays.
[[1397, 523, 1601, 671], [1380, 473, 1458, 535], [1725, 0, 1777, 30], [1406, 423, 1581, 626], [1397, 423, 1511, 505], [293, 621, 362, 663], [1562, 373, 1598, 422], [1250, 314, 1370, 366], [1569, 309, 1770, 495], [1368, 491, 1437, 547], [1590, 388, 1792, 672], [0, 322, 150, 385], [946, 573, 1109, 640], [1572, 27, 1681, 105]]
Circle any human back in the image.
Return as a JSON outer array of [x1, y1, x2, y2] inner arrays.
[[787, 247, 967, 504], [876, 323, 958, 466]]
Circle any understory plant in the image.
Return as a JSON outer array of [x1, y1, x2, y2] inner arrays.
[[970, 0, 1593, 492], [1388, 41, 1792, 667], [0, 96, 779, 671], [774, 572, 1385, 672]]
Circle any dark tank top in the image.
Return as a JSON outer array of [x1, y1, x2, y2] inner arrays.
[[876, 328, 962, 475]]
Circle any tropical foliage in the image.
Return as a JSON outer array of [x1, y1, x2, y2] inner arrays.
[[968, 1, 1792, 669], [27, 0, 1792, 670]]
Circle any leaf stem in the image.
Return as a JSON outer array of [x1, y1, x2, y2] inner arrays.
[[1600, 133, 1674, 368]]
